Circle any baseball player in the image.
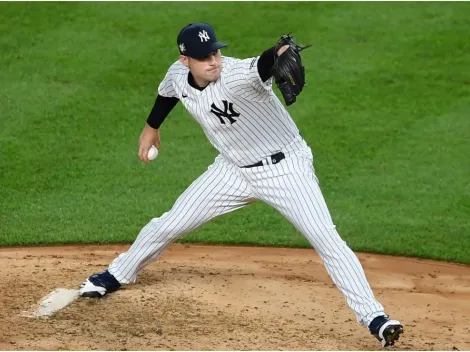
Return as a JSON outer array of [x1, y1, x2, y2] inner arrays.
[[79, 23, 404, 347]]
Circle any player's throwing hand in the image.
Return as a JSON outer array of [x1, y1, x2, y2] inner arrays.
[[138, 123, 161, 163]]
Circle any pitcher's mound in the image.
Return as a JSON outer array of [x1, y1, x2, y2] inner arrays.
[[1, 244, 469, 350]]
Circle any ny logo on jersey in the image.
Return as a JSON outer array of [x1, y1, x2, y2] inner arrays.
[[198, 30, 210, 42], [210, 100, 240, 125]]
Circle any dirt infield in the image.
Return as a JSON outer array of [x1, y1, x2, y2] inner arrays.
[[0, 244, 469, 351]]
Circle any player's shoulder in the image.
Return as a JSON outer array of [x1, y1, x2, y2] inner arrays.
[[221, 55, 257, 75], [166, 60, 189, 78], [222, 55, 255, 66], [221, 55, 238, 65]]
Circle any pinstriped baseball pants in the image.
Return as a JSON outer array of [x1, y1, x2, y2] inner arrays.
[[109, 142, 385, 326]]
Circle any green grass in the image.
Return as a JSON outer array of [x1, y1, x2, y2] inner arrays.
[[1, 2, 469, 263]]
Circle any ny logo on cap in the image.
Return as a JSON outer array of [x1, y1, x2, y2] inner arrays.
[[198, 30, 210, 42], [179, 43, 186, 53]]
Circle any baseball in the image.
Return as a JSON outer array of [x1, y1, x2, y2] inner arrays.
[[147, 145, 158, 161]]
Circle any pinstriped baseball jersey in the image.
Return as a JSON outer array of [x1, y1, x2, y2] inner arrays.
[[157, 56, 301, 167]]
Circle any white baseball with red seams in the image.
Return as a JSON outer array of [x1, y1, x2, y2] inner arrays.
[[106, 55, 389, 328]]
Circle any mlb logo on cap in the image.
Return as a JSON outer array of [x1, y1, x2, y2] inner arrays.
[[177, 22, 228, 59]]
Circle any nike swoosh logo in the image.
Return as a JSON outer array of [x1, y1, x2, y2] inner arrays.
[[182, 94, 188, 98]]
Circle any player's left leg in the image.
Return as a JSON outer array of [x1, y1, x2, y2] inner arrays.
[[244, 146, 403, 347]]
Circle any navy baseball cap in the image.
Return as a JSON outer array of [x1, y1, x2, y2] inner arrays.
[[177, 22, 228, 58]]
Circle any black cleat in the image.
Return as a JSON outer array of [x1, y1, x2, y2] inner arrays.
[[369, 315, 404, 347], [79, 270, 121, 298]]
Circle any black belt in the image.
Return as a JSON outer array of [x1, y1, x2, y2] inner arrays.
[[241, 152, 285, 168]]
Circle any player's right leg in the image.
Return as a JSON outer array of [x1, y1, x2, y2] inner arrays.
[[79, 155, 254, 297]]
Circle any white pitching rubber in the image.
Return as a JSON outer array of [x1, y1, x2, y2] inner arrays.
[[22, 288, 79, 318]]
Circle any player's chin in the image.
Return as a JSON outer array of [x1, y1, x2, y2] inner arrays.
[[206, 69, 220, 81]]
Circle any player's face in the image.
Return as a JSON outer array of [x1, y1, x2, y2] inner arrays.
[[182, 50, 222, 86]]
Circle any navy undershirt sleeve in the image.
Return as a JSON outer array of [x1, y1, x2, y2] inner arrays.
[[257, 46, 277, 82], [146, 95, 179, 129]]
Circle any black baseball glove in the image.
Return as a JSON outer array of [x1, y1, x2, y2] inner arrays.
[[271, 34, 312, 106]]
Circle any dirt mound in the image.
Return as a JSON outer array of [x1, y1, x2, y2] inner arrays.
[[1, 244, 469, 350]]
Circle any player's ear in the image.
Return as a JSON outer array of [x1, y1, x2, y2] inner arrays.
[[179, 55, 189, 68]]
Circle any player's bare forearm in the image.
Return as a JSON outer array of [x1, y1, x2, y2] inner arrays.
[[138, 123, 161, 163]]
